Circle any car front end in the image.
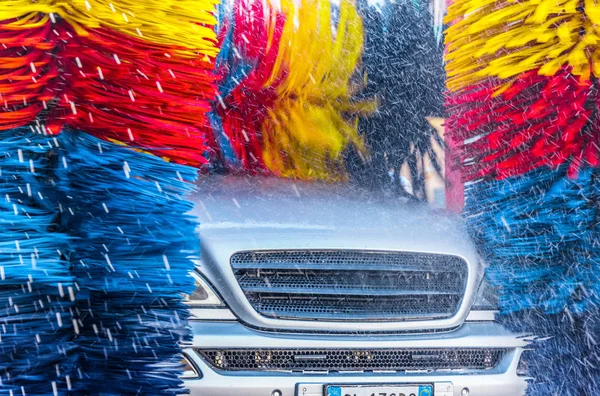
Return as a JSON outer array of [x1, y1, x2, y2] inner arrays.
[[182, 176, 529, 396]]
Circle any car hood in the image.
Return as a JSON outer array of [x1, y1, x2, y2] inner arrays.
[[189, 175, 476, 258]]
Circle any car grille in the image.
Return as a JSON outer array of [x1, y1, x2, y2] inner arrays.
[[197, 348, 506, 372], [231, 250, 468, 321]]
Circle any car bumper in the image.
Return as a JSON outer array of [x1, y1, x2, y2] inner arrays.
[[183, 321, 529, 396]]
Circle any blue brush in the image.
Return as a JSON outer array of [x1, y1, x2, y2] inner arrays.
[[0, 127, 76, 395], [52, 130, 199, 395], [465, 166, 600, 394], [500, 309, 600, 395], [464, 166, 599, 314]]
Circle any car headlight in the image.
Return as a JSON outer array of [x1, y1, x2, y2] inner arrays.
[[516, 349, 532, 377], [181, 354, 202, 379], [184, 272, 225, 307], [471, 275, 499, 311]]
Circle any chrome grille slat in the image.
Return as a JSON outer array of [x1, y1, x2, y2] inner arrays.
[[236, 270, 463, 293], [231, 262, 458, 272], [248, 294, 460, 320], [241, 286, 462, 296], [231, 250, 468, 322], [198, 348, 506, 372]]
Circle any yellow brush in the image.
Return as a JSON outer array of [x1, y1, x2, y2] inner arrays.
[[262, 0, 372, 180], [444, 0, 600, 91], [0, 0, 218, 56]]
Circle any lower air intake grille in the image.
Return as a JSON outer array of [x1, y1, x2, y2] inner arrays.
[[231, 250, 469, 321], [197, 348, 506, 372]]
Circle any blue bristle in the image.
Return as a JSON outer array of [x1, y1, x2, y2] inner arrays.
[[211, 6, 255, 168], [215, 14, 255, 101], [51, 130, 199, 394], [465, 166, 600, 393], [0, 128, 76, 395], [208, 110, 238, 167], [464, 166, 599, 314], [500, 309, 600, 395]]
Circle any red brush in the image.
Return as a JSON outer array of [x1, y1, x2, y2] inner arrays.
[[215, 0, 285, 170], [45, 25, 216, 166], [1, 18, 217, 166], [446, 68, 600, 180], [0, 17, 57, 131]]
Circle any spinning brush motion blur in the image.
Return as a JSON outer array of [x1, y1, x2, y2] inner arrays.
[[350, 0, 445, 196], [213, 0, 371, 181], [213, 0, 442, 186]]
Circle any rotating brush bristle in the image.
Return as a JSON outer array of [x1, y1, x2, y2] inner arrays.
[[52, 130, 199, 394]]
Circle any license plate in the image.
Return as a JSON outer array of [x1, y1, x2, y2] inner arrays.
[[326, 384, 433, 396]]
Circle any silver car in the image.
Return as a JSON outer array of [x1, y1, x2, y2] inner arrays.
[[181, 175, 529, 396]]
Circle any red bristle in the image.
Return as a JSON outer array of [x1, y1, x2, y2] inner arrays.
[[50, 26, 216, 166], [446, 67, 600, 181], [1, 18, 216, 166], [217, 0, 286, 171], [0, 17, 58, 131]]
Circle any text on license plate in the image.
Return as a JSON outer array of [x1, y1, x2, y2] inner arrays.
[[326, 384, 433, 396]]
